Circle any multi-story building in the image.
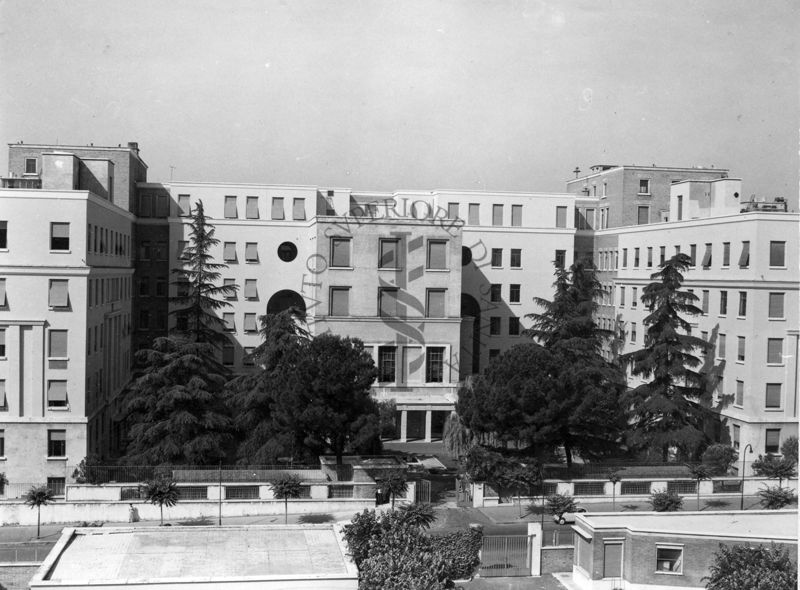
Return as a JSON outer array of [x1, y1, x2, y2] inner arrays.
[[578, 172, 798, 470], [0, 145, 137, 488]]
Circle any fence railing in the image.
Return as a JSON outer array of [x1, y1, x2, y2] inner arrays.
[[0, 542, 55, 564], [68, 464, 325, 484]]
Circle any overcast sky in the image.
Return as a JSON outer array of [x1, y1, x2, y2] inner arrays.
[[1, 0, 797, 202]]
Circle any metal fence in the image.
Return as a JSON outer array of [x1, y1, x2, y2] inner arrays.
[[713, 480, 743, 493], [542, 462, 692, 480], [573, 481, 605, 496], [667, 480, 698, 494], [0, 542, 55, 564], [67, 464, 324, 484], [479, 535, 531, 577], [620, 481, 652, 495]]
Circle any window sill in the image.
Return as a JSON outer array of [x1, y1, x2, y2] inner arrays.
[[49, 250, 71, 254], [47, 406, 70, 412], [654, 571, 683, 576], [425, 269, 450, 273], [737, 316, 746, 320], [330, 266, 354, 271], [769, 266, 788, 270], [0, 456, 6, 461], [378, 267, 402, 272], [47, 357, 69, 362], [510, 266, 522, 270], [768, 317, 785, 321], [732, 404, 743, 409], [0, 248, 8, 253], [245, 260, 260, 264], [47, 456, 68, 461], [764, 408, 783, 412], [766, 363, 785, 367]]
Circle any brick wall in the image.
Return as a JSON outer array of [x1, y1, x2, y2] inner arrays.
[[0, 564, 39, 590], [541, 546, 574, 574]]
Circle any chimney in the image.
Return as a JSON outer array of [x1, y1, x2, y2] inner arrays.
[[127, 142, 139, 153]]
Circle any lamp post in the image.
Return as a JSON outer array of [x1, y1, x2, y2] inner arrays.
[[740, 444, 753, 510]]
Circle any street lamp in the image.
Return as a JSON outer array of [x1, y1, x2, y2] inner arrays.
[[740, 443, 753, 510]]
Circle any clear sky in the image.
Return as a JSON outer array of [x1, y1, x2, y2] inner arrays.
[[1, 0, 797, 202]]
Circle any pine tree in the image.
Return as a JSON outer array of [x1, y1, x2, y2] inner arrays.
[[621, 253, 712, 461], [170, 200, 237, 344], [120, 337, 232, 465]]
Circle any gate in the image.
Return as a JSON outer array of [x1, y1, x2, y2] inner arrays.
[[457, 477, 472, 507], [479, 535, 531, 577], [415, 479, 431, 503]]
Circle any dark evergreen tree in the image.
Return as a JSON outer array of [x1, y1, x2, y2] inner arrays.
[[621, 254, 714, 461], [120, 337, 232, 465], [170, 200, 237, 344], [705, 543, 797, 590]]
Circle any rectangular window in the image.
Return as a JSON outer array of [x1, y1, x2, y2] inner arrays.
[[738, 241, 750, 268], [719, 291, 728, 315], [245, 196, 259, 219], [292, 198, 306, 220], [243, 279, 257, 300], [245, 242, 259, 263], [585, 208, 594, 230], [222, 343, 235, 366], [733, 424, 740, 450], [676, 195, 683, 220], [701, 243, 712, 268], [634, 248, 640, 267], [656, 546, 683, 574], [425, 347, 445, 383], [378, 347, 397, 382], [223, 242, 237, 262], [510, 249, 521, 268], [50, 222, 70, 251], [243, 348, 256, 367], [722, 242, 730, 266], [0, 278, 5, 307], [689, 244, 697, 266], [426, 289, 446, 318], [48, 430, 66, 457], [555, 206, 567, 228], [765, 429, 780, 454], [718, 333, 726, 358], [47, 477, 66, 497], [49, 279, 69, 308], [658, 246, 665, 266], [244, 313, 257, 332], [139, 194, 153, 217], [622, 248, 628, 267], [0, 329, 5, 357], [468, 203, 480, 225], [555, 250, 566, 268], [509, 284, 520, 303], [638, 179, 650, 195], [271, 197, 285, 220], [447, 202, 459, 220], [491, 248, 503, 267], [647, 247, 653, 267], [737, 336, 745, 361], [769, 241, 785, 267], [631, 322, 637, 343], [223, 278, 236, 300], [632, 287, 638, 308], [25, 157, 37, 174], [48, 330, 68, 358], [379, 288, 398, 317], [489, 317, 501, 335], [735, 380, 744, 406], [492, 204, 503, 226], [223, 313, 235, 332], [330, 287, 350, 316], [701, 290, 709, 314], [224, 196, 237, 218], [0, 384, 4, 410], [427, 240, 447, 269], [331, 238, 351, 267], [765, 384, 782, 409], [511, 204, 522, 227], [0, 221, 6, 249], [619, 286, 626, 307], [490, 284, 501, 303], [768, 292, 784, 318], [767, 338, 783, 364], [738, 291, 747, 317], [176, 240, 188, 260], [155, 279, 166, 297], [47, 381, 68, 408], [379, 239, 399, 269], [509, 317, 520, 336], [178, 195, 191, 216], [637, 206, 649, 225]]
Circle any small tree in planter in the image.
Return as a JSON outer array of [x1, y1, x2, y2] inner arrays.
[[270, 474, 303, 524], [751, 455, 797, 486], [0, 472, 8, 496], [607, 470, 622, 511], [687, 463, 712, 510], [649, 489, 683, 512], [532, 492, 579, 521], [142, 477, 179, 525], [757, 486, 796, 510], [24, 485, 55, 538], [382, 470, 408, 509]]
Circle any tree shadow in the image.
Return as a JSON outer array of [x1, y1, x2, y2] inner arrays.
[[177, 517, 214, 526], [703, 499, 730, 510], [298, 513, 334, 524], [621, 504, 639, 511]]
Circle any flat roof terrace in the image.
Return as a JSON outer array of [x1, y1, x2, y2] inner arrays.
[[32, 525, 358, 589]]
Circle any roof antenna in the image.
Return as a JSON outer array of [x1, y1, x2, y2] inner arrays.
[[170, 165, 176, 181]]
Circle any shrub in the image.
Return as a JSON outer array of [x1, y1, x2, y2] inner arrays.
[[751, 455, 797, 485], [701, 444, 738, 476], [757, 486, 796, 510], [781, 437, 798, 465], [545, 493, 579, 516], [649, 489, 682, 512], [72, 455, 103, 484], [705, 543, 797, 590], [431, 528, 482, 581]]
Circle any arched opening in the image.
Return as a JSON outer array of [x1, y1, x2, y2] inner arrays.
[[460, 294, 481, 375], [266, 290, 306, 316]]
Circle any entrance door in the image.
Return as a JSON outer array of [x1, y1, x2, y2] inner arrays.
[[603, 542, 623, 579]]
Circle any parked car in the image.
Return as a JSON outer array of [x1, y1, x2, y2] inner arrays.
[[553, 507, 587, 525]]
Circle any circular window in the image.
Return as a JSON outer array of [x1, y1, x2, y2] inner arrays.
[[277, 242, 298, 262], [461, 246, 472, 266]]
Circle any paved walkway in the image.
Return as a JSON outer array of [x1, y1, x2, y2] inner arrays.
[[460, 574, 569, 589]]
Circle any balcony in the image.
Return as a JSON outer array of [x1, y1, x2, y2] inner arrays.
[[2, 177, 41, 189]]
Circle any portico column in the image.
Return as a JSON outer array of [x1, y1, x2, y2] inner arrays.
[[399, 410, 408, 443], [424, 410, 433, 442]]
